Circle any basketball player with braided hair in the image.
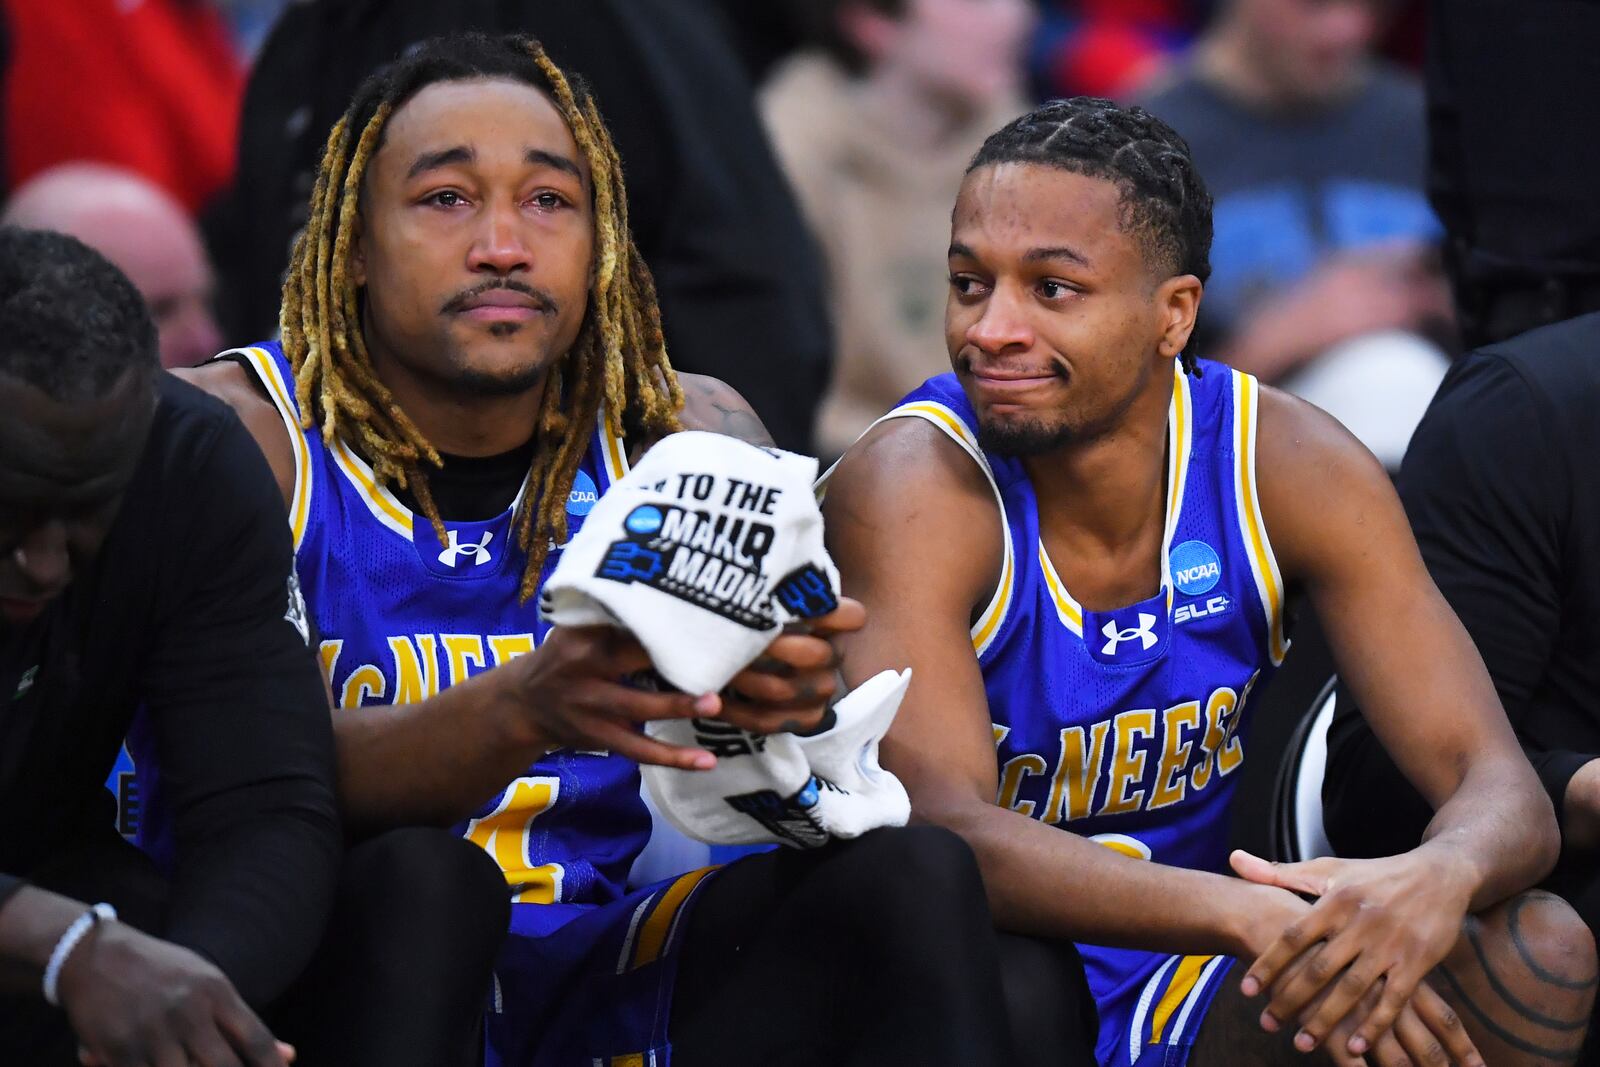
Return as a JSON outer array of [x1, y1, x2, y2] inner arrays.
[[183, 31, 1028, 1067], [826, 96, 1598, 1066]]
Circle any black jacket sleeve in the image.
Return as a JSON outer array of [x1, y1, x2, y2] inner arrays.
[[136, 410, 341, 1007], [1397, 352, 1589, 817]]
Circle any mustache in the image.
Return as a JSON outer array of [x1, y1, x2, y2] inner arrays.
[[439, 279, 558, 315]]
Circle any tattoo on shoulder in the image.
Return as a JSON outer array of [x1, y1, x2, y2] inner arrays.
[[681, 376, 775, 448]]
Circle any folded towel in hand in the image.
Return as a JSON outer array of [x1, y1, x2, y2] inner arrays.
[[541, 430, 839, 695], [541, 429, 913, 848]]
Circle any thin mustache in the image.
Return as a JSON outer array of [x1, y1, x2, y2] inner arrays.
[[440, 280, 557, 315]]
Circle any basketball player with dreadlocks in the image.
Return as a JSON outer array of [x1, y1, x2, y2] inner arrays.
[[179, 32, 1034, 1067], [824, 96, 1599, 1067]]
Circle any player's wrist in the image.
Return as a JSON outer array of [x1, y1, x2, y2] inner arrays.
[[488, 660, 552, 752], [1412, 837, 1487, 913], [1224, 882, 1306, 959]]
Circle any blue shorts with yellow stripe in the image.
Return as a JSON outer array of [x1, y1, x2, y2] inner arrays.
[[486, 867, 717, 1067], [1090, 949, 1234, 1067]]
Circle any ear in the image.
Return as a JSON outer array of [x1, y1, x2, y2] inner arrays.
[[1155, 274, 1203, 360], [349, 211, 367, 288], [837, 1, 904, 65]]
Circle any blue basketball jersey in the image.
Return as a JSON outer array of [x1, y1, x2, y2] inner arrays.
[[881, 362, 1288, 1065], [234, 341, 650, 912]]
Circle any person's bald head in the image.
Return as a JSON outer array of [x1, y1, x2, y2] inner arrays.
[[3, 164, 221, 369]]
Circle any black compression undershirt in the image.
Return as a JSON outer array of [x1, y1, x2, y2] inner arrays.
[[395, 440, 535, 524], [217, 351, 535, 524]]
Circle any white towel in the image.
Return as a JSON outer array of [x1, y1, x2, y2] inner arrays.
[[541, 430, 912, 848], [640, 669, 912, 848], [541, 430, 840, 695]]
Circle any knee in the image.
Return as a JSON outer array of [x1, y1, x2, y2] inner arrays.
[[825, 825, 990, 934], [344, 828, 509, 953], [1475, 890, 1597, 1021], [1502, 891, 1597, 989]]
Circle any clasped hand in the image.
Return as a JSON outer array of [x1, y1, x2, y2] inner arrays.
[[1231, 849, 1483, 1066], [509, 598, 866, 769]]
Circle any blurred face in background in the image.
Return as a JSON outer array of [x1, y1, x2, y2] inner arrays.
[[1231, 0, 1392, 104], [106, 216, 221, 371], [1, 165, 222, 370], [844, 0, 1035, 113]]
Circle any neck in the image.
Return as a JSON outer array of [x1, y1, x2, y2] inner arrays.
[[1022, 376, 1172, 555], [855, 65, 975, 151], [363, 340, 549, 458]]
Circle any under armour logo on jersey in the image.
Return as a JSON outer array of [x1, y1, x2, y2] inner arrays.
[[438, 530, 495, 568], [1100, 613, 1158, 656]]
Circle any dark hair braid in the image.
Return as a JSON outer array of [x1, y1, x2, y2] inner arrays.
[[970, 97, 1213, 376]]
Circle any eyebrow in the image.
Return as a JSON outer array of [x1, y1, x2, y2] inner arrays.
[[526, 148, 584, 183], [405, 146, 584, 183], [407, 146, 474, 180], [947, 242, 1093, 268], [1023, 245, 1092, 267]]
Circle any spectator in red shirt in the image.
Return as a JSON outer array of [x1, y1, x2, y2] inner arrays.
[[1, 0, 243, 214]]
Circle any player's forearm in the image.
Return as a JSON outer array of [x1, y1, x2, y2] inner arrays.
[[1420, 751, 1559, 912], [919, 794, 1285, 957], [332, 670, 549, 831]]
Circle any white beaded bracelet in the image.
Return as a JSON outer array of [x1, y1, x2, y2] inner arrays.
[[42, 903, 116, 1007]]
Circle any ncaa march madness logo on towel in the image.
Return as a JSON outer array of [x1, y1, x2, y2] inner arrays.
[[593, 469, 837, 629]]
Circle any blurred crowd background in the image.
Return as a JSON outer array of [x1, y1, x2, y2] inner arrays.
[[0, 0, 1442, 461]]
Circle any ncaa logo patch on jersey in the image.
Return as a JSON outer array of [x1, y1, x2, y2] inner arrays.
[[1170, 540, 1221, 596], [567, 470, 600, 517]]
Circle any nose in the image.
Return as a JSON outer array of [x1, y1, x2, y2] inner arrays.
[[12, 520, 70, 597], [965, 284, 1035, 356], [468, 201, 533, 275]]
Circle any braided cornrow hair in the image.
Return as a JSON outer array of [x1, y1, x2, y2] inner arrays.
[[280, 33, 682, 602], [969, 97, 1213, 376]]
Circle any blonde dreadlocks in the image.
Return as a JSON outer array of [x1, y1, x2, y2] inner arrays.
[[279, 32, 682, 601]]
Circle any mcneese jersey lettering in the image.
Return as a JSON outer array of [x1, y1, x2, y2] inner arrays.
[[222, 343, 714, 1066], [231, 341, 649, 911], [882, 362, 1287, 1067]]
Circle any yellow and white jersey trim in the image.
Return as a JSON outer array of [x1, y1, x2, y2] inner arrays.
[[238, 340, 631, 546], [1128, 953, 1228, 1062], [615, 866, 715, 975], [1230, 372, 1289, 665], [1038, 366, 1193, 637], [233, 345, 314, 550], [597, 404, 630, 484], [864, 399, 1018, 658]]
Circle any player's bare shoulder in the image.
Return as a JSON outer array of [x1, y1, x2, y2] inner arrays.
[[822, 415, 1004, 613], [173, 359, 298, 507], [1252, 382, 1399, 582], [675, 372, 775, 448]]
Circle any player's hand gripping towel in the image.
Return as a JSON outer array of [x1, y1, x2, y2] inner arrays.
[[540, 430, 911, 847]]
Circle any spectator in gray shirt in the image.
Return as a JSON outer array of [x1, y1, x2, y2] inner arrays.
[[1138, 0, 1454, 467]]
